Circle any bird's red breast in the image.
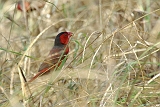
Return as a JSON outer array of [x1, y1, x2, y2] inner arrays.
[[28, 32, 73, 82]]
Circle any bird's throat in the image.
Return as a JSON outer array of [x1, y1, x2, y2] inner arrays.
[[65, 46, 69, 54]]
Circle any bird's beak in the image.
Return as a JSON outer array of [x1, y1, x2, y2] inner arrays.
[[68, 32, 73, 37]]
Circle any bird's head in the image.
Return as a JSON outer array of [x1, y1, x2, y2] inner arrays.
[[55, 32, 73, 46]]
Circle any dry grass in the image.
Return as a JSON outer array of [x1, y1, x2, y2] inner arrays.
[[0, 0, 160, 107]]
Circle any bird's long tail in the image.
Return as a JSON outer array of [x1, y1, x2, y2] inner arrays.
[[28, 68, 48, 82]]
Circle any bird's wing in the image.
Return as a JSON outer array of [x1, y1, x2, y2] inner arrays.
[[28, 46, 68, 82], [38, 46, 68, 72]]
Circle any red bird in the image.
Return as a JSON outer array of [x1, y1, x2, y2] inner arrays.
[[28, 32, 73, 82], [17, 1, 45, 12]]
